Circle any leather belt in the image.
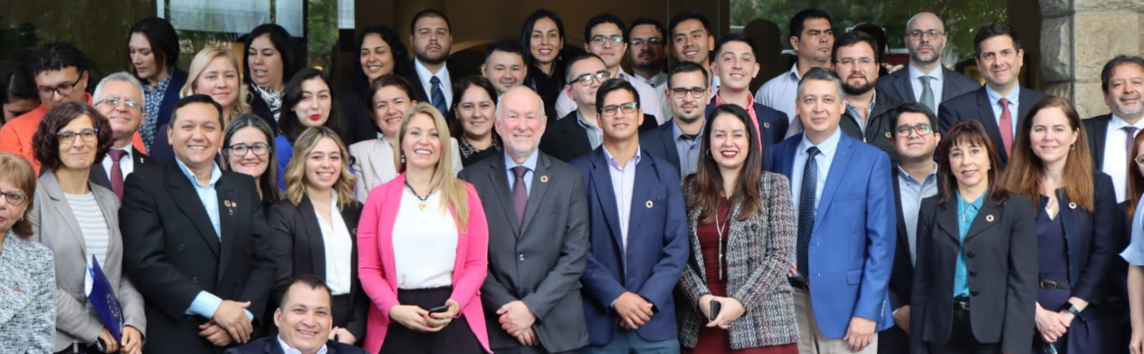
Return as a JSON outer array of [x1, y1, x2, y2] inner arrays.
[[1039, 280, 1071, 290], [953, 297, 970, 311]]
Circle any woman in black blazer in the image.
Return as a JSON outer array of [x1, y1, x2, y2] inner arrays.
[[911, 120, 1037, 354], [268, 126, 367, 345], [1000, 97, 1120, 354]]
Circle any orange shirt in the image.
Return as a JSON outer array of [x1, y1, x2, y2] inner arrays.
[[0, 93, 146, 174]]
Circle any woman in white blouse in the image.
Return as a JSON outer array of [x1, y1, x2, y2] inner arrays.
[[27, 102, 146, 354], [268, 126, 367, 344]]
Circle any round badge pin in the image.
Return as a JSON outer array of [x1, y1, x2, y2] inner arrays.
[[1068, 202, 1077, 209], [646, 200, 654, 208], [540, 175, 549, 183], [985, 214, 995, 222]]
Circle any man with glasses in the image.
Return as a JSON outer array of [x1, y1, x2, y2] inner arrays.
[[570, 78, 687, 354], [554, 13, 664, 125], [882, 102, 941, 354], [0, 43, 146, 173], [628, 18, 670, 122], [640, 62, 709, 177], [90, 72, 159, 199], [876, 13, 980, 115], [832, 31, 901, 160]]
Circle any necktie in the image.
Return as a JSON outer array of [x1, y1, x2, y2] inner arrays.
[[108, 149, 127, 200], [797, 146, 820, 278], [999, 97, 1013, 154], [430, 76, 447, 116], [512, 166, 529, 229], [1125, 126, 1139, 154], [919, 76, 936, 114]]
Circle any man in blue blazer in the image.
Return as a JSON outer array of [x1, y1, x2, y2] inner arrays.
[[768, 67, 895, 353], [224, 275, 367, 354], [570, 78, 688, 354]]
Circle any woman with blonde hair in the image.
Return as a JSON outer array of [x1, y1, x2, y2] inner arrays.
[[358, 102, 490, 353], [151, 44, 252, 162]]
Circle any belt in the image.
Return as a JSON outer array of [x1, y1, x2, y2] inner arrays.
[[953, 297, 970, 311], [788, 277, 809, 290], [1039, 280, 1071, 290]]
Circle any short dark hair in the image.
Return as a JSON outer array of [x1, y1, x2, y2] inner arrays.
[[485, 40, 524, 63], [595, 78, 640, 113], [797, 66, 845, 100], [369, 74, 417, 107], [279, 68, 345, 143], [33, 102, 113, 172], [585, 13, 626, 45], [2, 66, 39, 104], [789, 9, 833, 40], [278, 274, 331, 309], [888, 102, 938, 137], [1101, 55, 1144, 94], [973, 23, 1021, 58], [352, 26, 408, 95], [243, 24, 300, 87], [850, 22, 887, 55], [170, 94, 224, 127], [628, 18, 666, 42], [519, 9, 565, 67], [28, 42, 89, 76], [715, 33, 756, 58], [128, 17, 180, 81], [411, 9, 451, 33], [668, 61, 709, 89], [564, 52, 605, 82], [832, 30, 881, 63], [669, 11, 711, 35]]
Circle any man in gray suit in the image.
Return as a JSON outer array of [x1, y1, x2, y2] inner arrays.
[[875, 12, 979, 115], [459, 86, 590, 354]]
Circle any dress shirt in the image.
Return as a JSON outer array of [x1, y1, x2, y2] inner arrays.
[[504, 150, 539, 194], [1123, 194, 1144, 265], [277, 335, 328, 354], [633, 72, 666, 88], [101, 146, 135, 182], [985, 85, 1021, 138], [602, 146, 642, 253], [671, 122, 703, 178], [907, 64, 945, 104], [414, 59, 454, 106], [954, 190, 984, 297], [391, 188, 458, 289], [754, 64, 801, 124], [791, 128, 842, 214], [554, 69, 664, 124], [315, 191, 354, 295], [576, 111, 604, 150], [844, 91, 877, 135], [1104, 114, 1144, 202], [634, 72, 671, 123], [897, 162, 939, 265]]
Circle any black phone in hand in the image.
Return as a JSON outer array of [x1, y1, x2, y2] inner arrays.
[[428, 304, 450, 313], [709, 300, 721, 320]]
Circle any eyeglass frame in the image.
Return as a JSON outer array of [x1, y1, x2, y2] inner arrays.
[[56, 128, 100, 143], [600, 102, 640, 116], [572, 70, 611, 86], [95, 97, 143, 111], [225, 142, 271, 158], [38, 73, 85, 98], [670, 87, 707, 99], [907, 29, 946, 40], [894, 123, 934, 137], [629, 37, 663, 47], [590, 35, 625, 46], [0, 191, 29, 207]]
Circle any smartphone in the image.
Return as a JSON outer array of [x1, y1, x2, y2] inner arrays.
[[94, 338, 107, 353], [428, 304, 450, 313], [709, 300, 721, 320]]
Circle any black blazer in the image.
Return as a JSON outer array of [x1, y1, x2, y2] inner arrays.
[[1046, 172, 1121, 311], [223, 337, 367, 354], [267, 196, 368, 340], [1083, 114, 1114, 170], [937, 86, 1051, 168], [248, 87, 280, 134], [401, 59, 468, 117], [120, 162, 276, 354], [910, 193, 1037, 354], [148, 69, 190, 146], [540, 112, 658, 163], [89, 147, 159, 191], [839, 88, 901, 161], [876, 66, 981, 107], [338, 89, 378, 146]]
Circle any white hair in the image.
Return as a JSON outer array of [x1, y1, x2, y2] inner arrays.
[[92, 71, 145, 105]]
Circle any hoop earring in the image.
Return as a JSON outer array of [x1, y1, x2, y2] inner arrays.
[[706, 149, 714, 159]]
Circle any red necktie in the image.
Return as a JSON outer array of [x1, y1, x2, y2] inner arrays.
[[109, 150, 126, 200], [999, 98, 1013, 154]]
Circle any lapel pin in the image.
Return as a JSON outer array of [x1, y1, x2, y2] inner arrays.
[[763, 122, 771, 129], [352, 228, 357, 235], [224, 200, 236, 216], [646, 200, 654, 208], [985, 214, 995, 222], [540, 175, 549, 183], [1068, 202, 1077, 209], [10, 282, 19, 292]]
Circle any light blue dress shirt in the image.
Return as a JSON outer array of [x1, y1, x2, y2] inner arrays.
[[504, 150, 539, 195], [671, 122, 703, 178], [1121, 192, 1144, 265], [791, 128, 842, 215], [898, 163, 939, 265], [602, 146, 642, 253], [985, 85, 1021, 138], [576, 111, 604, 150], [954, 190, 985, 297]]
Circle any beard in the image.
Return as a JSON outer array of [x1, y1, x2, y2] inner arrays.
[[416, 48, 448, 65], [843, 79, 875, 96], [910, 50, 940, 66]]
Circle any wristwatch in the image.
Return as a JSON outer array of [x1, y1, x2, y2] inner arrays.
[[1065, 304, 1082, 316]]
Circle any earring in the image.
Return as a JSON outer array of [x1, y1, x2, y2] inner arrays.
[[706, 150, 714, 159], [401, 154, 406, 164]]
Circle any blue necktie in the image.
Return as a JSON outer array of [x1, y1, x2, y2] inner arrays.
[[797, 146, 820, 278], [430, 76, 447, 115]]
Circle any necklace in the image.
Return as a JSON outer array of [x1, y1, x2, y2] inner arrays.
[[714, 201, 728, 280], [404, 180, 434, 211]]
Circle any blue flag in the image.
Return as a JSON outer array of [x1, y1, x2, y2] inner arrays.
[[87, 256, 123, 341]]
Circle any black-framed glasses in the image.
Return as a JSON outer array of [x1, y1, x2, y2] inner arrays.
[[573, 70, 611, 86], [629, 37, 662, 46], [590, 35, 624, 46], [895, 123, 933, 136], [95, 97, 142, 111], [601, 102, 639, 116], [57, 128, 99, 143], [226, 143, 271, 157], [670, 87, 707, 99], [38, 75, 84, 98], [908, 29, 945, 39], [0, 191, 28, 207]]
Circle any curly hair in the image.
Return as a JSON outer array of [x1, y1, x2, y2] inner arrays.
[[32, 102, 113, 172]]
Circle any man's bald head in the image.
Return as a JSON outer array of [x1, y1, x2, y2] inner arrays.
[[496, 86, 544, 121]]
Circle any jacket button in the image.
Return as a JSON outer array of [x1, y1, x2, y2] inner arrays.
[[969, 270, 977, 277], [178, 244, 185, 251], [966, 251, 975, 258], [192, 276, 199, 284], [970, 289, 979, 296], [518, 254, 525, 261]]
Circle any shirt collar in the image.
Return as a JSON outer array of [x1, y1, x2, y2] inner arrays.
[[985, 84, 1020, 105], [576, 111, 600, 131], [798, 127, 843, 159], [414, 59, 448, 80], [671, 120, 704, 142], [957, 189, 987, 209], [276, 335, 328, 354], [1110, 113, 1144, 129], [602, 144, 642, 170], [787, 64, 801, 81], [504, 149, 539, 172], [634, 72, 666, 86], [908, 63, 944, 81], [897, 162, 939, 184], [175, 158, 222, 188]]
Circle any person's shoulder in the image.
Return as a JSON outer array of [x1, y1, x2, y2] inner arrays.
[[222, 337, 273, 354], [945, 86, 982, 104], [8, 234, 53, 263], [2, 109, 42, 133], [328, 341, 370, 354]]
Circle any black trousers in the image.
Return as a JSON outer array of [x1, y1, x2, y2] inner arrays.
[[378, 286, 484, 354], [927, 306, 1002, 354]]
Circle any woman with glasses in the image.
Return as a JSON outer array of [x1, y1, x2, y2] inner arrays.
[[449, 76, 501, 167], [1122, 127, 1144, 354], [1000, 97, 1119, 354], [275, 68, 346, 190], [0, 152, 54, 352], [222, 113, 282, 209], [27, 102, 146, 354]]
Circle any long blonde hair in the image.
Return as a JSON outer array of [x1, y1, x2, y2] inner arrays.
[[181, 44, 252, 125], [283, 127, 358, 210], [397, 103, 469, 225]]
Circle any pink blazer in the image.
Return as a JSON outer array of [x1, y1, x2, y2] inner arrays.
[[357, 173, 491, 353]]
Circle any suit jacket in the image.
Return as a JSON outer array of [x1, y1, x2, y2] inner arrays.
[[248, 86, 279, 135], [150, 69, 190, 145], [876, 66, 980, 108], [839, 88, 901, 161], [1084, 114, 1114, 170], [542, 112, 658, 163], [767, 132, 896, 338], [28, 172, 146, 352], [910, 193, 1037, 354], [882, 165, 942, 354], [676, 173, 799, 349], [701, 100, 790, 163], [402, 59, 467, 117], [568, 148, 690, 346], [348, 138, 464, 203], [89, 147, 159, 192], [223, 336, 368, 354], [0, 231, 55, 353], [266, 197, 368, 340], [356, 174, 491, 353], [458, 151, 591, 353], [120, 162, 276, 354], [1046, 172, 1122, 310], [937, 86, 1051, 167]]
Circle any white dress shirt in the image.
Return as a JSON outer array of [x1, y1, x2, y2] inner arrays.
[[391, 188, 457, 289], [414, 59, 454, 106], [754, 64, 801, 125], [101, 146, 135, 181], [1104, 114, 1144, 202], [314, 192, 353, 295]]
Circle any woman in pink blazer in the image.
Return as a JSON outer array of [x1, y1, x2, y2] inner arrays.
[[357, 103, 490, 354]]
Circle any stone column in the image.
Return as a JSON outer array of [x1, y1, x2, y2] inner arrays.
[[1041, 0, 1144, 118]]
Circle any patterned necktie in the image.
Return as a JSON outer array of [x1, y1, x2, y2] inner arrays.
[[999, 97, 1013, 154], [919, 76, 936, 114], [1124, 126, 1139, 154], [430, 76, 447, 116], [108, 149, 127, 200], [797, 146, 820, 278], [512, 166, 529, 229]]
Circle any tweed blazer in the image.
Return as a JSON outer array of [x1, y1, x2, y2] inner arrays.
[[348, 137, 464, 203], [676, 172, 799, 349], [0, 231, 56, 353]]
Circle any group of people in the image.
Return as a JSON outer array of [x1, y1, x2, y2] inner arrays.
[[2, 5, 1144, 354]]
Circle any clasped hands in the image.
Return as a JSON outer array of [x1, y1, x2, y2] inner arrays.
[[388, 299, 462, 332], [614, 292, 655, 330], [199, 300, 252, 347]]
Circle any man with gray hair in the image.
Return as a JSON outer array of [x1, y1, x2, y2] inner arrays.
[[91, 72, 159, 199], [460, 86, 591, 354]]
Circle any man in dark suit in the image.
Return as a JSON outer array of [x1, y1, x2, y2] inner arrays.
[[90, 72, 158, 198], [833, 31, 902, 160], [876, 12, 980, 114], [570, 79, 688, 353], [460, 87, 590, 354], [641, 62, 709, 178], [121, 95, 276, 354], [705, 34, 789, 159], [937, 23, 1050, 168], [403, 9, 466, 117], [224, 275, 368, 354]]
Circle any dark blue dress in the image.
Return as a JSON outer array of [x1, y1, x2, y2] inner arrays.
[[1031, 197, 1098, 354]]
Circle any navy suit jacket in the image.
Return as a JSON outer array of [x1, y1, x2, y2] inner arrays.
[[937, 86, 1051, 167], [768, 132, 896, 338], [876, 66, 980, 107], [569, 147, 689, 346], [223, 337, 367, 354], [1051, 172, 1122, 310]]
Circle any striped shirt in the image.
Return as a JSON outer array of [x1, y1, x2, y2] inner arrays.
[[64, 192, 109, 266]]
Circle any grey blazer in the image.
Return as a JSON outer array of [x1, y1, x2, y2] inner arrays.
[[28, 172, 146, 352], [0, 231, 55, 353], [348, 137, 463, 203]]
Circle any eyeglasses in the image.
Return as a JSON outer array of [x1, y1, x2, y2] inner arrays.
[[590, 35, 624, 46], [0, 191, 28, 207], [601, 102, 639, 116], [908, 29, 945, 40], [38, 75, 84, 98], [57, 128, 99, 143], [837, 57, 876, 66], [226, 142, 270, 157], [95, 97, 142, 111], [895, 123, 933, 136], [670, 87, 707, 99], [573, 70, 611, 86], [629, 37, 662, 46]]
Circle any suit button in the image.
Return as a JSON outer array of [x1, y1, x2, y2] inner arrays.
[[178, 244, 185, 251], [192, 276, 199, 284], [966, 251, 975, 258], [969, 270, 978, 277], [970, 289, 979, 296], [518, 254, 525, 261]]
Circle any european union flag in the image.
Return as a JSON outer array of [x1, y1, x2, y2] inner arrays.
[[87, 256, 124, 341]]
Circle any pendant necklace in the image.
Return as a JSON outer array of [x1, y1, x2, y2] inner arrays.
[[404, 180, 434, 211], [714, 203, 727, 280]]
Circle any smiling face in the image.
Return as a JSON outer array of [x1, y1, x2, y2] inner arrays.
[[57, 114, 98, 171], [372, 85, 414, 140], [401, 112, 442, 171], [796, 79, 844, 141], [891, 112, 940, 161], [585, 22, 627, 71], [192, 57, 240, 110], [274, 283, 333, 354], [482, 50, 526, 94], [293, 77, 332, 128], [411, 16, 452, 65], [129, 33, 164, 81], [304, 137, 343, 192], [495, 88, 547, 158], [668, 70, 709, 123], [94, 80, 145, 142], [457, 86, 496, 140], [949, 140, 991, 191], [566, 58, 608, 109], [1028, 107, 1078, 166], [1105, 62, 1144, 120], [529, 17, 563, 66], [975, 34, 1024, 90], [713, 41, 759, 91], [709, 112, 750, 172], [360, 33, 396, 82], [833, 42, 879, 95], [226, 126, 270, 180], [168, 102, 223, 170], [793, 18, 834, 63], [671, 19, 713, 65], [248, 35, 284, 89], [596, 89, 644, 142]]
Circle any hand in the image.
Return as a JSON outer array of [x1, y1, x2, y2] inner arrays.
[[842, 317, 876, 352], [698, 294, 715, 320], [707, 297, 745, 329], [892, 305, 911, 334], [97, 327, 121, 353], [328, 326, 357, 345], [613, 292, 654, 329], [1034, 306, 1068, 342], [389, 305, 435, 332], [497, 300, 537, 336], [427, 299, 461, 329], [788, 264, 798, 277], [1131, 328, 1144, 354], [198, 322, 234, 347], [1057, 310, 1076, 327], [514, 327, 538, 346], [120, 325, 143, 354], [212, 300, 252, 343]]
